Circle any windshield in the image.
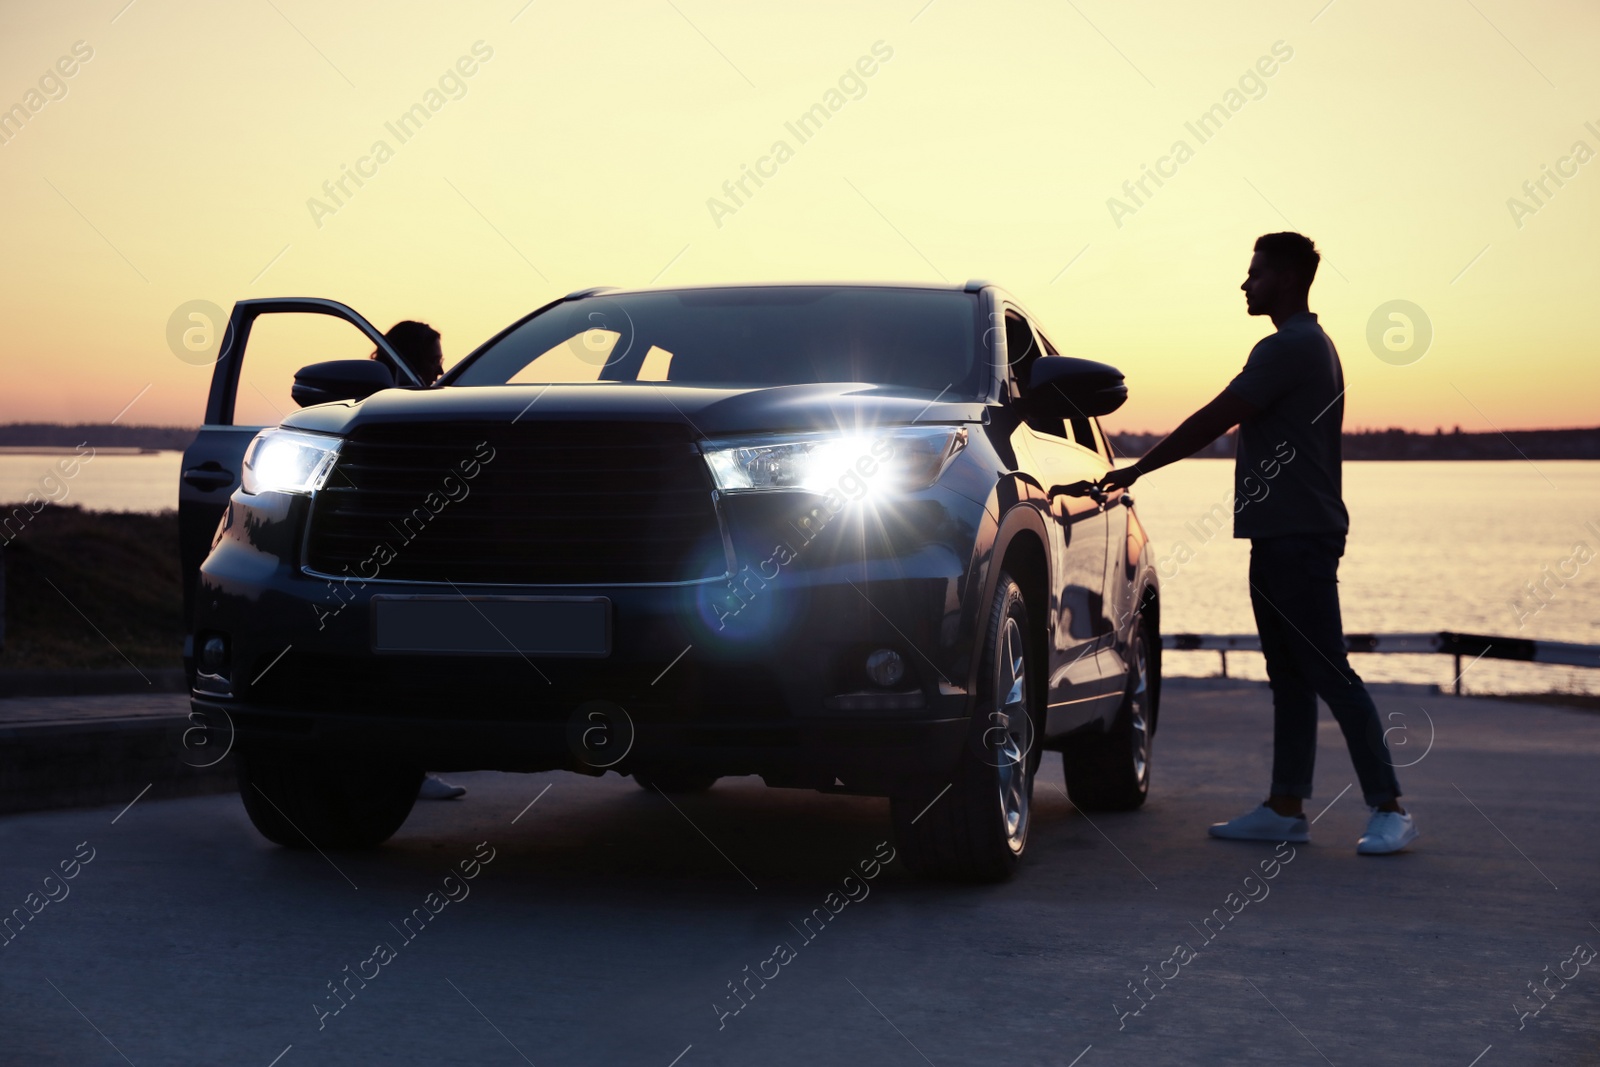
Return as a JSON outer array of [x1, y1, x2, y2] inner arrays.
[[451, 286, 984, 396]]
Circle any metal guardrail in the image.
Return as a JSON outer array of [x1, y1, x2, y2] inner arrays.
[[1161, 632, 1600, 694]]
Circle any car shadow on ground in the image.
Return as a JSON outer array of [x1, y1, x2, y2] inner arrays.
[[216, 762, 1105, 904]]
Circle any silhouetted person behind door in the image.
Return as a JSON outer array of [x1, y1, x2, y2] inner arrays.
[[374, 320, 444, 387], [1100, 232, 1417, 856]]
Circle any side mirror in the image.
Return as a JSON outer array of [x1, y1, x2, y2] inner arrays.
[[1027, 356, 1128, 418], [291, 360, 395, 408]]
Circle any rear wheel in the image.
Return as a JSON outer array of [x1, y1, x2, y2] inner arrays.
[[1062, 620, 1153, 811], [634, 772, 719, 794], [237, 746, 422, 850], [891, 571, 1039, 882]]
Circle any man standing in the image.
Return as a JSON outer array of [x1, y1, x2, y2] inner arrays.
[[1101, 232, 1417, 855]]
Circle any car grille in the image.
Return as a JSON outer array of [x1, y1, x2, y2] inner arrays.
[[304, 421, 726, 585]]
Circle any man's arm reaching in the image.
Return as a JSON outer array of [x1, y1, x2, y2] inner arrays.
[[1100, 389, 1258, 490]]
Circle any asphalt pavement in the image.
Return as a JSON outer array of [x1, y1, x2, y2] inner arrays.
[[1, 678, 1596, 1066]]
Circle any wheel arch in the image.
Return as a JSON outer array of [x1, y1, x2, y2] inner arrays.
[[978, 504, 1052, 717]]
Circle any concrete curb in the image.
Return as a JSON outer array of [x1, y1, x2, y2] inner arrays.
[[0, 711, 235, 816], [0, 668, 188, 698]]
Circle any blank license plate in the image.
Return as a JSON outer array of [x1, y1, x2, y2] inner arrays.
[[372, 596, 610, 657]]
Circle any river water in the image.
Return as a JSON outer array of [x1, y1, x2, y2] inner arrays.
[[3, 452, 1596, 694], [1134, 459, 1599, 695], [0, 450, 183, 515]]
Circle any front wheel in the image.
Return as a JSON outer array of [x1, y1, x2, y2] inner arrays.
[[1062, 620, 1154, 811], [237, 747, 422, 850], [891, 571, 1040, 882]]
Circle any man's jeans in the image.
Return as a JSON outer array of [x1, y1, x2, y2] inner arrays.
[[1249, 534, 1401, 808]]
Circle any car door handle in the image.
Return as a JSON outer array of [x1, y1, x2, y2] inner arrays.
[[183, 463, 234, 491], [1050, 480, 1106, 504]]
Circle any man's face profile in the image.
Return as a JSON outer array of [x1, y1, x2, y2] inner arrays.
[[1241, 251, 1279, 317], [1240, 251, 1306, 318]]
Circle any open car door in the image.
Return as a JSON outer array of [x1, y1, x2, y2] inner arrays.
[[177, 298, 417, 673]]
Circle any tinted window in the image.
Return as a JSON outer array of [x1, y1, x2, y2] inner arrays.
[[453, 287, 983, 397], [1090, 417, 1113, 459], [1003, 310, 1041, 399]]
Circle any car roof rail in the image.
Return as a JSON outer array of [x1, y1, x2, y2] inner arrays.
[[564, 286, 618, 300], [962, 279, 993, 292]]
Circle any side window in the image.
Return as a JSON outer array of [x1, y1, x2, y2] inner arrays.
[[1003, 310, 1040, 399], [1091, 417, 1114, 460], [231, 315, 383, 427], [1022, 319, 1106, 458], [1063, 417, 1113, 460], [1011, 310, 1075, 441]]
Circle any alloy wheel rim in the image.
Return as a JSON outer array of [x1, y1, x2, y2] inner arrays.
[[1129, 635, 1150, 785], [993, 615, 1031, 852]]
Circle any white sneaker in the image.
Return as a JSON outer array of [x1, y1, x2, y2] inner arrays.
[[1208, 804, 1310, 843], [1357, 809, 1417, 855], [418, 774, 466, 800]]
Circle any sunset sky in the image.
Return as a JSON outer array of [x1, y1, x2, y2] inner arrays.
[[1, 0, 1594, 432]]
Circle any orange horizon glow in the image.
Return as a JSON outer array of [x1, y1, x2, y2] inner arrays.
[[1, 1, 1595, 433]]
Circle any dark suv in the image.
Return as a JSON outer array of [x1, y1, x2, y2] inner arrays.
[[181, 282, 1160, 881]]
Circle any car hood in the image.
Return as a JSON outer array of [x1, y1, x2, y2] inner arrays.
[[283, 382, 987, 439]]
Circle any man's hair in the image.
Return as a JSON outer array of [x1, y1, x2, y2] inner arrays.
[[376, 320, 441, 378], [1253, 232, 1320, 288]]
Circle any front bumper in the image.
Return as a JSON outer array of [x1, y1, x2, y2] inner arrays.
[[192, 485, 991, 796]]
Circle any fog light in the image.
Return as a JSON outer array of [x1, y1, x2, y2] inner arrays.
[[865, 648, 905, 688], [199, 635, 229, 676]]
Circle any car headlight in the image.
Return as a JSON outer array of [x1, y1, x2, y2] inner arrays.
[[702, 426, 967, 495], [240, 429, 343, 495]]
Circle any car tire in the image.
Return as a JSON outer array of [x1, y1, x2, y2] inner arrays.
[[634, 772, 719, 794], [237, 746, 423, 850], [1062, 618, 1154, 812], [891, 571, 1040, 883]]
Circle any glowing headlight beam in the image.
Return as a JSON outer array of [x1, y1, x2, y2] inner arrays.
[[701, 426, 965, 496], [241, 429, 343, 495]]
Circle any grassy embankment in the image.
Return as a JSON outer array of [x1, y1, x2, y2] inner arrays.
[[1, 506, 184, 670]]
